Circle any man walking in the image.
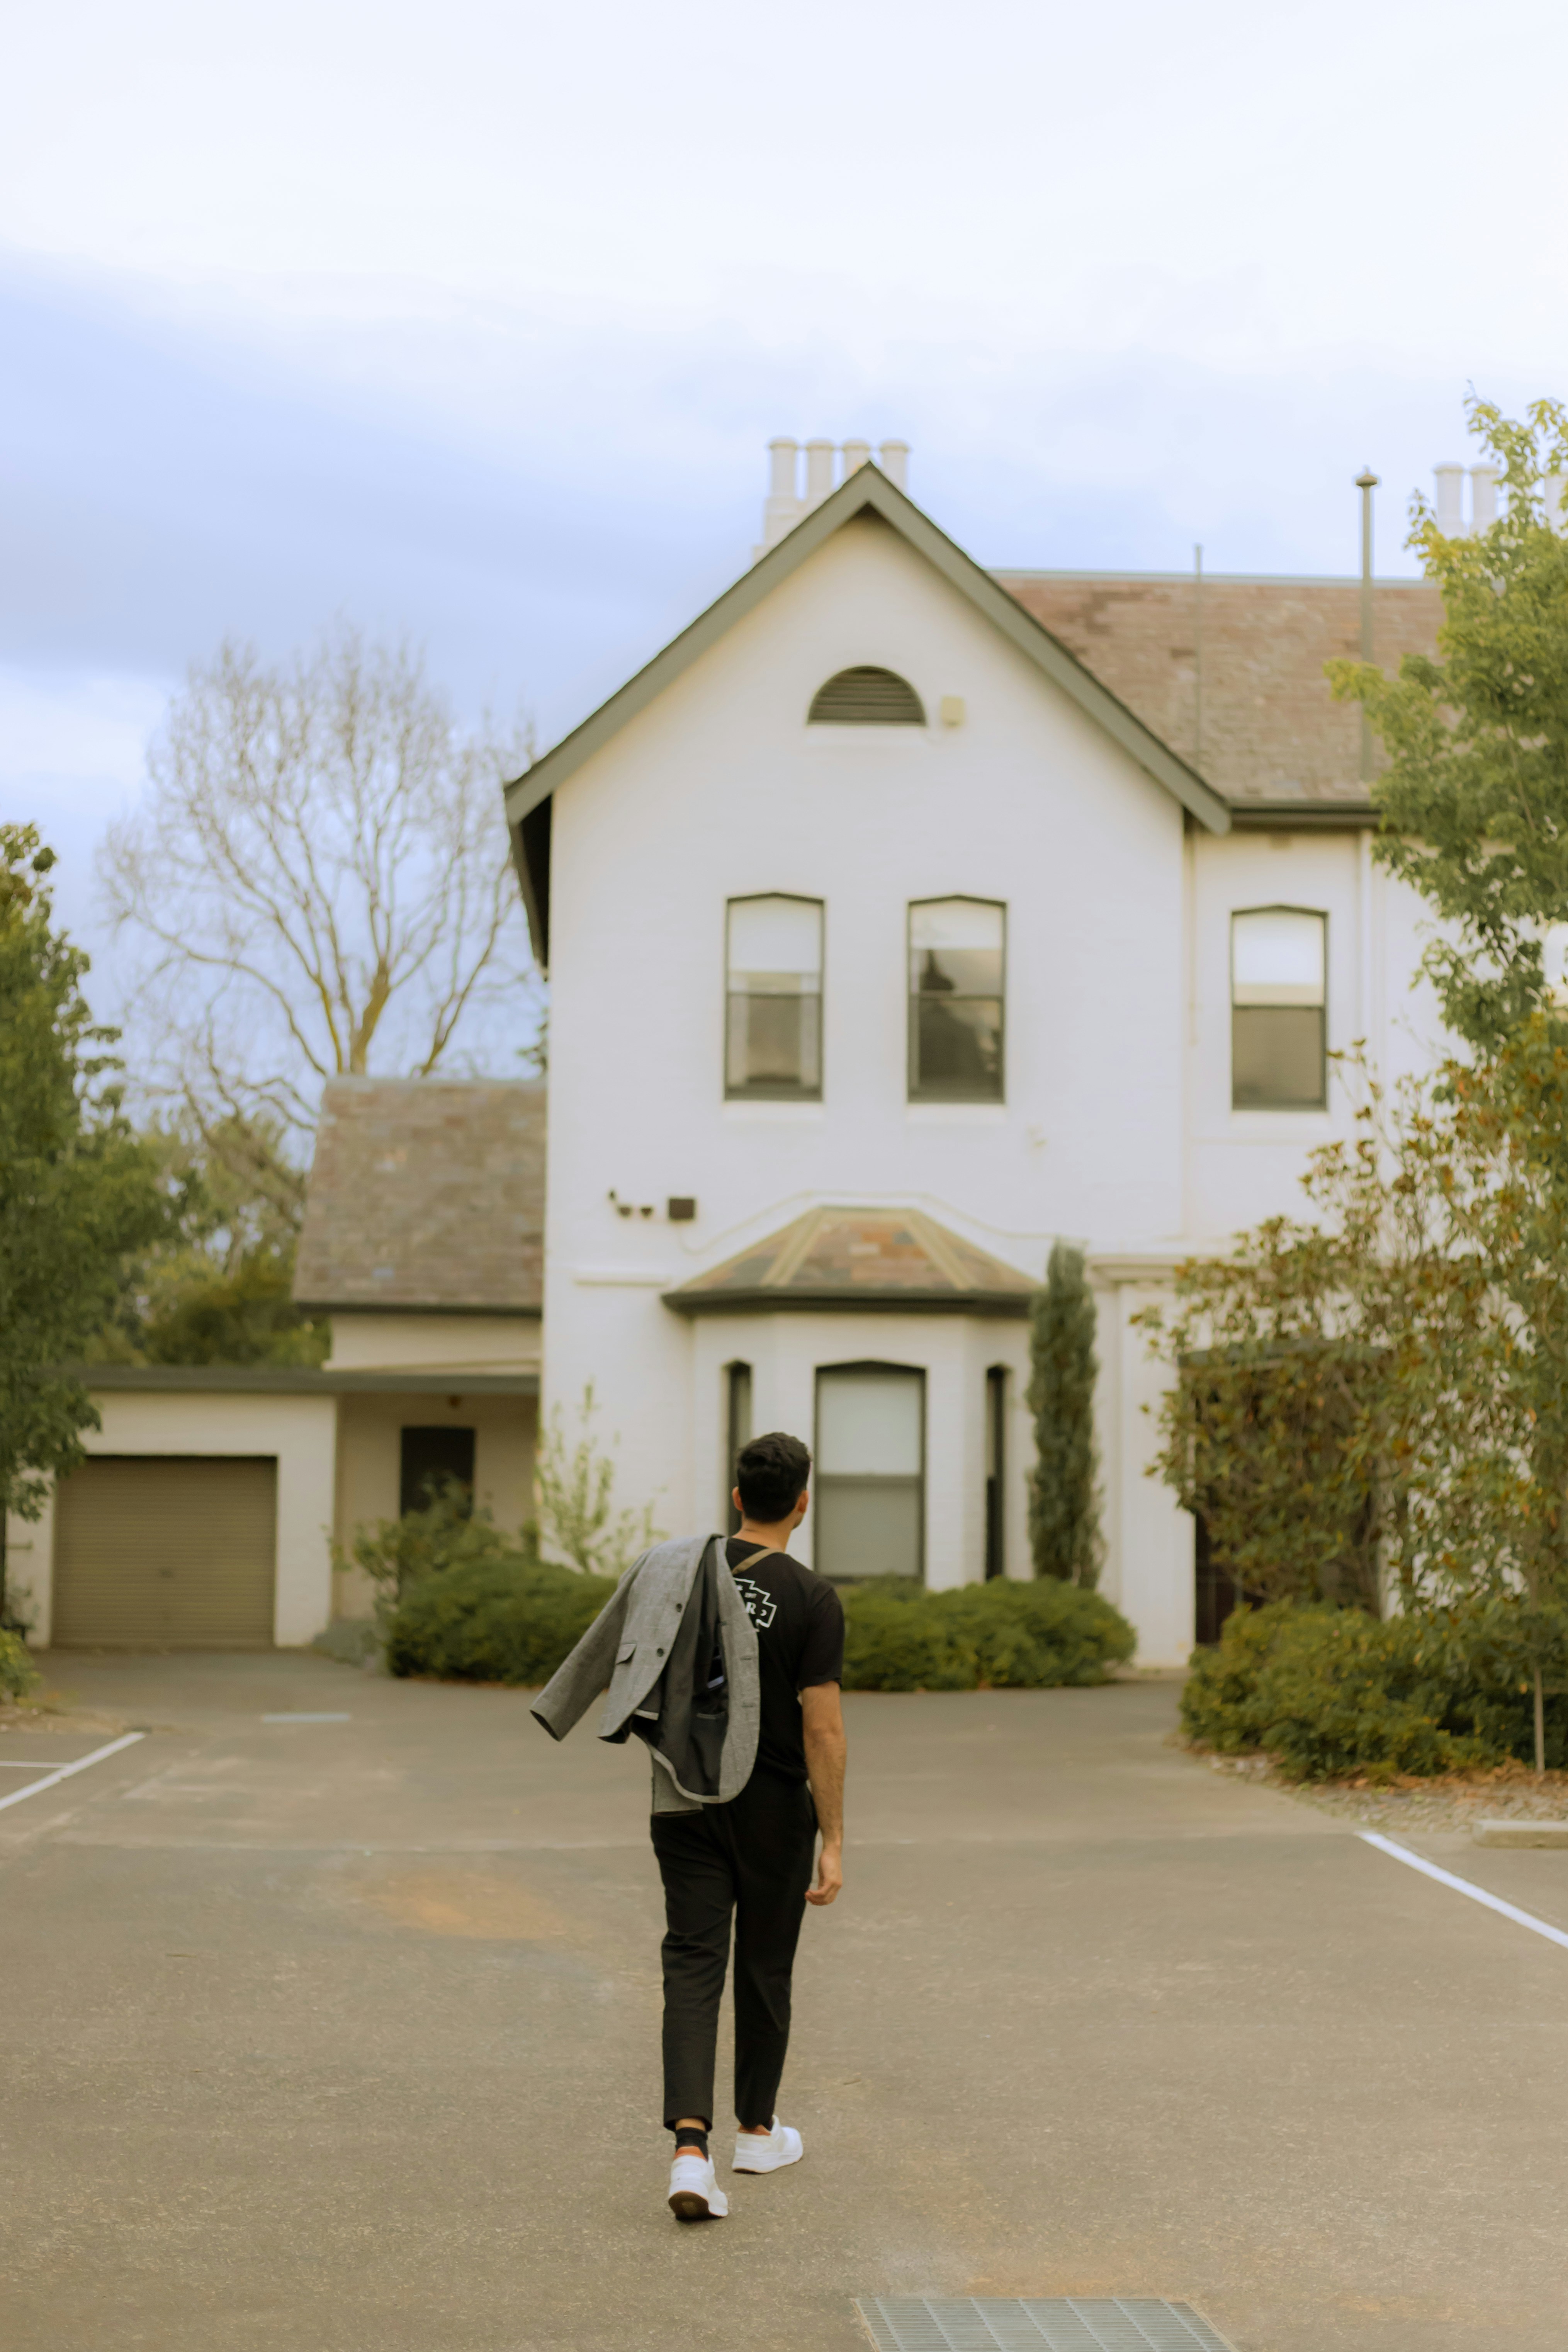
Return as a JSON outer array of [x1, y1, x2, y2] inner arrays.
[[531, 1429, 846, 2222]]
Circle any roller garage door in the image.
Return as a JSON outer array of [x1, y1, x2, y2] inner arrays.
[[52, 1456, 277, 1648]]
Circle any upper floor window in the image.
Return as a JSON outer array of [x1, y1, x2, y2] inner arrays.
[[725, 894, 823, 1099], [908, 897, 1005, 1102], [808, 666, 925, 725], [1231, 907, 1327, 1110]]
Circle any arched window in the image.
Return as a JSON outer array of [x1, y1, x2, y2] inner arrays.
[[908, 897, 1005, 1102], [725, 894, 823, 1098], [807, 666, 925, 725], [1231, 906, 1327, 1109]]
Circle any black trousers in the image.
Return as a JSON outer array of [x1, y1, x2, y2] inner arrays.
[[650, 1769, 817, 2132]]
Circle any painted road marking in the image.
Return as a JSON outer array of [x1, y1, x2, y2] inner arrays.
[[0, 1732, 146, 1815], [1361, 1830, 1568, 1953], [261, 1713, 351, 1724]]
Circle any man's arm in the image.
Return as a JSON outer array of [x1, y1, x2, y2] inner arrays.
[[801, 1681, 846, 1905]]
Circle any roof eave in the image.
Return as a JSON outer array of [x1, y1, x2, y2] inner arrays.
[[662, 1285, 1035, 1319]]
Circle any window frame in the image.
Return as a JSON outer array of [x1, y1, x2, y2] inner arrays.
[[984, 1364, 1008, 1580], [812, 1359, 927, 1585], [723, 891, 825, 1102], [1229, 903, 1328, 1113], [723, 1360, 752, 1536], [907, 894, 1007, 1105]]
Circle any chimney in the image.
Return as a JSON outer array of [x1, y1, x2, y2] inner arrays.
[[1470, 464, 1500, 532], [878, 440, 909, 489], [759, 439, 804, 554], [804, 440, 836, 508], [1434, 462, 1466, 535], [841, 438, 871, 476]]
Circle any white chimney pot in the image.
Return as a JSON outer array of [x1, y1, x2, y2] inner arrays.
[[1434, 462, 1466, 535], [841, 438, 871, 477], [878, 440, 909, 489], [804, 439, 835, 506], [1470, 464, 1500, 532]]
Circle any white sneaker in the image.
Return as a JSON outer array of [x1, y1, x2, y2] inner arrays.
[[732, 2117, 804, 2173], [668, 2151, 729, 2221]]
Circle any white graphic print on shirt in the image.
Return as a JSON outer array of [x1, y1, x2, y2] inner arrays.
[[733, 1577, 777, 1631]]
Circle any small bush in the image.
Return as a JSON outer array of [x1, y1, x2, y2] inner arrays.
[[842, 1577, 1135, 1692], [385, 1553, 617, 1685], [0, 1628, 39, 1702], [1182, 1596, 1568, 1781]]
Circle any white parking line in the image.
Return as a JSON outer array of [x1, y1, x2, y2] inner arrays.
[[1361, 1830, 1568, 1953], [0, 1732, 146, 1814]]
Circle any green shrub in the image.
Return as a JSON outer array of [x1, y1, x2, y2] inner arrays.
[[384, 1553, 617, 1685], [842, 1577, 1135, 1693], [0, 1628, 39, 1702], [1182, 1596, 1568, 1780]]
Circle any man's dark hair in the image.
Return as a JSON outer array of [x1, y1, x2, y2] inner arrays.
[[735, 1430, 811, 1523]]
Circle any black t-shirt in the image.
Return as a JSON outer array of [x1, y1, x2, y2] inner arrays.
[[725, 1538, 845, 1783]]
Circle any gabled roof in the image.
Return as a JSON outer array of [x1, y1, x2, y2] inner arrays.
[[503, 464, 1232, 968], [294, 1078, 545, 1316], [662, 1205, 1038, 1318]]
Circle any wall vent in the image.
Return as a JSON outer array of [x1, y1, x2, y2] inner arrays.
[[808, 667, 926, 726]]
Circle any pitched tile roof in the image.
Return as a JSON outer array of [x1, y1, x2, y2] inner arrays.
[[994, 569, 1442, 805], [293, 1079, 545, 1314], [663, 1206, 1038, 1317]]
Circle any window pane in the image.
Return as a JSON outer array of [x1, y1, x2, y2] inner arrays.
[[728, 895, 822, 987], [910, 899, 1003, 996], [1232, 1005, 1326, 1107], [817, 1367, 923, 1476], [814, 1479, 922, 1580], [726, 991, 821, 1091], [1232, 909, 1325, 1006], [913, 996, 1002, 1096]]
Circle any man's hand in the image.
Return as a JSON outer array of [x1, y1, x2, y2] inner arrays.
[[801, 1681, 846, 1907], [807, 1838, 843, 1905]]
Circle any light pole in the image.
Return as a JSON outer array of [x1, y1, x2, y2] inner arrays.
[[1356, 467, 1379, 787]]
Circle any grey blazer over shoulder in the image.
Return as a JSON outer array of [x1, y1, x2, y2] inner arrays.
[[529, 1534, 760, 1809]]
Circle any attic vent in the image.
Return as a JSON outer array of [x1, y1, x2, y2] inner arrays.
[[808, 667, 925, 726]]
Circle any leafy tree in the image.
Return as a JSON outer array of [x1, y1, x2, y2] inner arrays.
[[1027, 1241, 1104, 1586], [0, 828, 165, 1618], [1140, 1033, 1568, 1768], [92, 1112, 327, 1367], [1330, 394, 1568, 1050]]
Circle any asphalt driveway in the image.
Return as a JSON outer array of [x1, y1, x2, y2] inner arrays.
[[3, 1652, 1566, 2352]]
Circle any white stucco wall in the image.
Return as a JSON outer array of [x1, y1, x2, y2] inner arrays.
[[327, 1312, 540, 1373], [16, 1392, 338, 1648]]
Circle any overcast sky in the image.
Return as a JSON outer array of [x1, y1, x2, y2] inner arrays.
[[5, 0, 1567, 993]]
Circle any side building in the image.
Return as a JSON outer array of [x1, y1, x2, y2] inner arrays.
[[7, 1079, 542, 1650]]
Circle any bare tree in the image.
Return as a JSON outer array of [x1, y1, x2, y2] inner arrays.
[[100, 628, 538, 1174]]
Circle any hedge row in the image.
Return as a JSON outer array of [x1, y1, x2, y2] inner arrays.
[[1181, 1596, 1568, 1781], [383, 1555, 1135, 1692]]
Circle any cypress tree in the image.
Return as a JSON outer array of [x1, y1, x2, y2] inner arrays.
[[1027, 1241, 1104, 1587]]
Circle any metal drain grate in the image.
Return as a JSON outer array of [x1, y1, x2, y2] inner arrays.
[[853, 2299, 1238, 2352]]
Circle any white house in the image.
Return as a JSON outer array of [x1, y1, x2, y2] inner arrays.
[[504, 449, 1450, 1665]]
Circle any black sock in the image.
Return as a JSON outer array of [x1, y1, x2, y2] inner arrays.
[[673, 2127, 709, 2158]]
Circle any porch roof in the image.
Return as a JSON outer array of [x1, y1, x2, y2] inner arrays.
[[663, 1205, 1038, 1318]]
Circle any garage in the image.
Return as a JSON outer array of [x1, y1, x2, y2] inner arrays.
[[51, 1456, 278, 1648]]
